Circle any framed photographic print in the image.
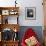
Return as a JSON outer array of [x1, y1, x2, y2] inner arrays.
[[25, 7, 36, 20]]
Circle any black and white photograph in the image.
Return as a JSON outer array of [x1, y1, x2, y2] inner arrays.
[[25, 7, 36, 20]]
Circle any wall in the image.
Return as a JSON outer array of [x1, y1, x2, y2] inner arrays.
[[18, 0, 44, 26], [0, 0, 15, 7], [0, 0, 44, 26]]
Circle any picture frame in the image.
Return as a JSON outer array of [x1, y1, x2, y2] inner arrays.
[[25, 7, 36, 20], [2, 10, 9, 15]]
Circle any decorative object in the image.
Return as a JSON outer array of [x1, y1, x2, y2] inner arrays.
[[5, 18, 8, 24], [2, 16, 8, 24], [2, 28, 13, 41], [25, 36, 38, 46], [13, 32, 18, 41], [25, 7, 36, 20], [9, 10, 18, 15], [2, 10, 9, 15], [21, 28, 41, 46], [15, 0, 17, 7], [14, 28, 17, 32]]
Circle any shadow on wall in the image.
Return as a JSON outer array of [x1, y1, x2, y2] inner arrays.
[[18, 26, 44, 44]]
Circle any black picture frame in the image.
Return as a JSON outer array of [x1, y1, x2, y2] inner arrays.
[[25, 7, 36, 20]]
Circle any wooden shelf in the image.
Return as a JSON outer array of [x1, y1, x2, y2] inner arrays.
[[0, 40, 19, 46], [0, 7, 19, 46], [0, 24, 19, 32], [2, 40, 19, 42], [0, 7, 19, 9]]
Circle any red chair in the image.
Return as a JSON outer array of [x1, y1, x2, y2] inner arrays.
[[21, 28, 41, 46]]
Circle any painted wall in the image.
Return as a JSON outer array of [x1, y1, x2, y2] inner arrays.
[[18, 0, 44, 26], [0, 0, 44, 26]]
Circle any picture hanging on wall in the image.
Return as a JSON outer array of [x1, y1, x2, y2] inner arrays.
[[25, 7, 36, 20]]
